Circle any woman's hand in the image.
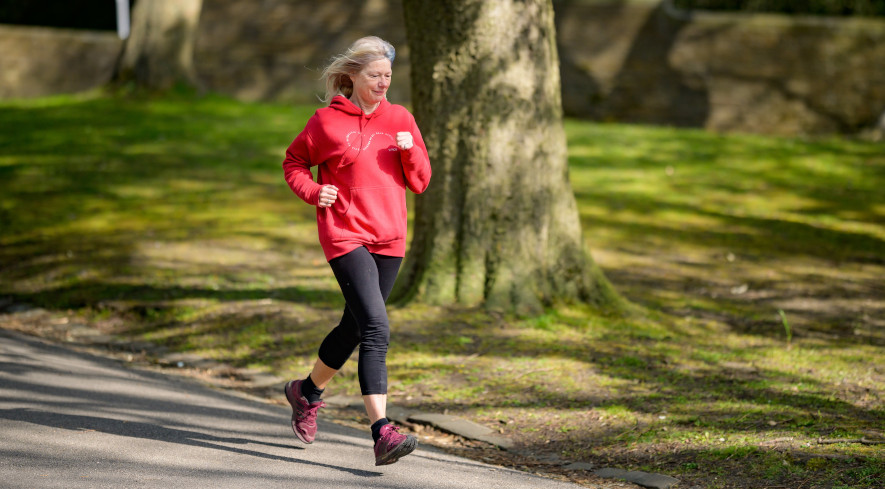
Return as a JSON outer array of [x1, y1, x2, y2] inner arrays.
[[318, 184, 338, 208], [396, 132, 414, 151]]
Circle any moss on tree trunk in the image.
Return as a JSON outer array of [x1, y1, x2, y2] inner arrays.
[[395, 0, 623, 314]]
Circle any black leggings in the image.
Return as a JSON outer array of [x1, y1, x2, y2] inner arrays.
[[318, 246, 402, 395]]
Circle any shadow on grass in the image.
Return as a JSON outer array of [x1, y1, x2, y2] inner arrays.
[[579, 199, 885, 264], [0, 93, 322, 313], [567, 122, 885, 227], [384, 306, 883, 471], [2, 281, 341, 311], [565, 121, 884, 349], [400, 328, 882, 425], [592, 444, 883, 489]]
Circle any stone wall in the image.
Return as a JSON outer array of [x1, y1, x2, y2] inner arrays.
[[3, 0, 884, 135], [555, 0, 885, 135], [194, 0, 410, 104], [0, 24, 121, 99]]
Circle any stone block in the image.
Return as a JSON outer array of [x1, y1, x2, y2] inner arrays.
[[594, 468, 629, 479], [385, 404, 415, 424], [623, 471, 680, 489], [474, 434, 515, 450], [321, 394, 363, 408], [409, 413, 494, 438], [595, 467, 680, 489]]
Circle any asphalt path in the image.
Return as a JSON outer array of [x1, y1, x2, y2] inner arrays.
[[0, 329, 586, 489]]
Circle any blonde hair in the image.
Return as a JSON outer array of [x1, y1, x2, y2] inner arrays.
[[320, 36, 396, 103]]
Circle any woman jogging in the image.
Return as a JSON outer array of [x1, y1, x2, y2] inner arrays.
[[281, 36, 431, 466]]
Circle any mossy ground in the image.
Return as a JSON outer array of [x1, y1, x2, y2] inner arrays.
[[1, 91, 882, 488]]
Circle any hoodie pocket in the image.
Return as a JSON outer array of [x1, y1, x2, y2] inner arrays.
[[333, 186, 406, 243]]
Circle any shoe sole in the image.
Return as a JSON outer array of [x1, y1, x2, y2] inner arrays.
[[375, 435, 418, 466], [284, 380, 313, 444]]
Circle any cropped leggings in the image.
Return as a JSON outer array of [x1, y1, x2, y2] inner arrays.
[[318, 246, 402, 395]]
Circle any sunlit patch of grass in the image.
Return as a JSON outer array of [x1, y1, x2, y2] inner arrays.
[[566, 120, 885, 263]]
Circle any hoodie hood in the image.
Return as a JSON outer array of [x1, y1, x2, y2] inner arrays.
[[329, 95, 391, 117]]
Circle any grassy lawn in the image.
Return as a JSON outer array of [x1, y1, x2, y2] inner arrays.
[[1, 91, 883, 489]]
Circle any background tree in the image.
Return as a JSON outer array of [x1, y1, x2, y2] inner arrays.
[[113, 0, 203, 90], [395, 0, 623, 314]]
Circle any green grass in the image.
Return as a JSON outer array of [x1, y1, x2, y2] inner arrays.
[[1, 90, 883, 489]]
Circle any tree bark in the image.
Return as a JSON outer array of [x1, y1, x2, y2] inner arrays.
[[113, 0, 203, 90], [396, 0, 622, 314]]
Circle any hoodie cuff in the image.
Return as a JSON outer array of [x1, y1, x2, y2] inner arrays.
[[307, 184, 323, 206]]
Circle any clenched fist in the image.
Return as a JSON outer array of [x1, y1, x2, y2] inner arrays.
[[317, 184, 338, 208], [396, 132, 413, 151]]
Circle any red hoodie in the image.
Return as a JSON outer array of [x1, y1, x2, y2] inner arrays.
[[283, 95, 432, 261]]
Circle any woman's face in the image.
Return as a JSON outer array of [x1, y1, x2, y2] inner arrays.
[[350, 58, 392, 108]]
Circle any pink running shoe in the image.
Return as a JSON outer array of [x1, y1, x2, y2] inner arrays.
[[374, 424, 418, 466], [284, 379, 325, 444]]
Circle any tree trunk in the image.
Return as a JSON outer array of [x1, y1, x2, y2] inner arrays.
[[396, 0, 622, 314], [113, 0, 203, 90]]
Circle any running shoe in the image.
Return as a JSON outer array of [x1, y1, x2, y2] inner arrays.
[[374, 424, 418, 466], [284, 379, 325, 444]]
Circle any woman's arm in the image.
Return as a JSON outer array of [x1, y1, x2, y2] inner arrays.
[[398, 116, 432, 194], [283, 119, 324, 206]]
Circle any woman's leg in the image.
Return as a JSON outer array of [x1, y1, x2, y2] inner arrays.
[[363, 393, 387, 423], [303, 249, 400, 401], [328, 248, 402, 397], [307, 357, 339, 390], [361, 252, 402, 421], [287, 248, 402, 447], [285, 253, 366, 444], [312, 307, 361, 391], [326, 248, 416, 464]]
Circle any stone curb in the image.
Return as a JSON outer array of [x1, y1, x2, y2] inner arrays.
[[407, 412, 515, 450], [594, 468, 680, 489], [344, 400, 516, 450]]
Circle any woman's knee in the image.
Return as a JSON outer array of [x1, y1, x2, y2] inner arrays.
[[318, 320, 360, 369], [360, 317, 390, 350]]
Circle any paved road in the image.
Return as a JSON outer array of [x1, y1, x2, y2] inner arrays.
[[0, 329, 585, 489]]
